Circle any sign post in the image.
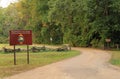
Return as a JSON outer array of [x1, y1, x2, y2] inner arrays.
[[105, 38, 111, 49], [9, 30, 32, 65], [27, 45, 29, 64], [14, 45, 16, 65]]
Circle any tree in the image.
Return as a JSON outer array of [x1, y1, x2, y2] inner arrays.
[[85, 0, 120, 47], [0, 0, 120, 47], [48, 0, 87, 46]]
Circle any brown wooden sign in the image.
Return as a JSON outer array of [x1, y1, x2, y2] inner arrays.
[[10, 30, 32, 45], [105, 39, 111, 42], [9, 30, 32, 65]]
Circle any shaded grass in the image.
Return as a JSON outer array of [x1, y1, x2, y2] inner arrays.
[[0, 50, 80, 78], [110, 51, 120, 66]]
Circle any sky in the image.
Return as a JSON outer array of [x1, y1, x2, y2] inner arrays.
[[0, 0, 18, 8]]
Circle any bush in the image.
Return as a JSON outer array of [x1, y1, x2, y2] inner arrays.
[[90, 39, 99, 47], [0, 36, 8, 43]]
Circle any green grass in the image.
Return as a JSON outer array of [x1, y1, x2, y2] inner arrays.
[[110, 51, 120, 66], [0, 50, 80, 78]]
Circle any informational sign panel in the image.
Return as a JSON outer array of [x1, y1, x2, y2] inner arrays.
[[105, 39, 111, 43], [10, 30, 32, 45]]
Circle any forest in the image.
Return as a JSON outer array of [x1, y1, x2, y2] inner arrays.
[[0, 0, 120, 48]]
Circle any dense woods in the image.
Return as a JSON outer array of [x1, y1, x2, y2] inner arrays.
[[0, 0, 120, 48]]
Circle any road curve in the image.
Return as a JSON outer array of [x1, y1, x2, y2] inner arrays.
[[4, 48, 120, 79]]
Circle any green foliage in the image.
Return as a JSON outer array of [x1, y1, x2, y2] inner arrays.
[[48, 0, 85, 46], [0, 0, 120, 47], [0, 36, 8, 43], [90, 39, 99, 47], [84, 0, 120, 47]]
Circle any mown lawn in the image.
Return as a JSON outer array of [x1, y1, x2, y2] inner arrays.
[[0, 51, 80, 78], [110, 51, 120, 66]]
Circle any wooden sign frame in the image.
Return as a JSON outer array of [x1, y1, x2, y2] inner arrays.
[[9, 30, 32, 65]]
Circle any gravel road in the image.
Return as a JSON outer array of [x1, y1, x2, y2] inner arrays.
[[3, 48, 120, 79]]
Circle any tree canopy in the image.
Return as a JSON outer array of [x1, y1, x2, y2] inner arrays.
[[0, 0, 120, 48]]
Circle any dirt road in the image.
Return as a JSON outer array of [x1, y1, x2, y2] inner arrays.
[[4, 48, 120, 79]]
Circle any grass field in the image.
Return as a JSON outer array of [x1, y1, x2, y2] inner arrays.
[[0, 50, 80, 78], [110, 51, 120, 66]]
